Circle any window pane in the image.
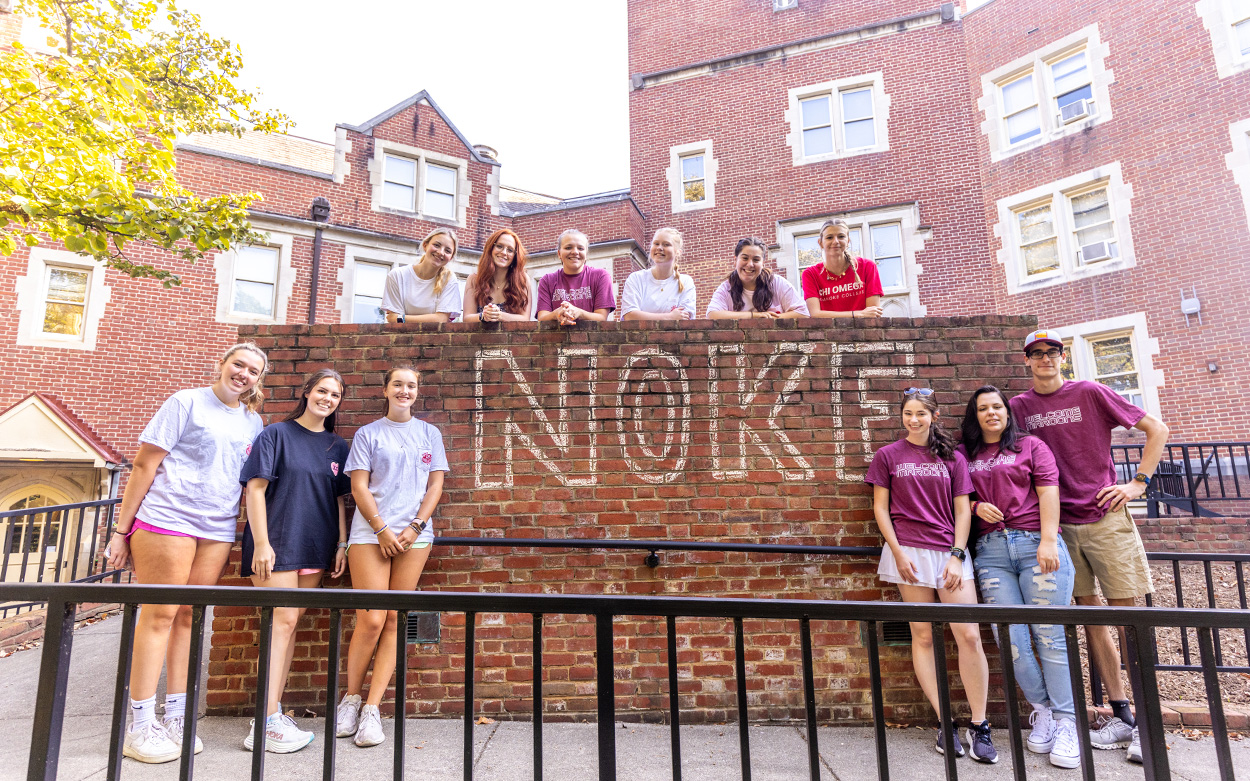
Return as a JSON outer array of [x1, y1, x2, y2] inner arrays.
[[383, 181, 415, 211], [384, 155, 416, 186], [849, 228, 862, 257], [47, 268, 88, 303], [841, 88, 873, 121], [1006, 107, 1041, 144], [232, 279, 275, 316], [871, 224, 902, 259], [426, 163, 457, 195], [43, 302, 85, 335], [1056, 83, 1093, 108], [796, 235, 821, 268], [1077, 223, 1115, 252], [355, 262, 389, 298], [1017, 204, 1055, 243], [683, 179, 705, 204], [425, 190, 456, 220], [234, 245, 278, 284], [877, 256, 905, 289], [681, 154, 704, 182], [1001, 75, 1036, 114], [1091, 335, 1136, 378], [803, 126, 833, 156], [353, 295, 385, 325], [1023, 238, 1059, 276], [843, 118, 876, 149], [1059, 342, 1075, 381], [1071, 188, 1110, 229], [1238, 19, 1250, 56], [800, 95, 830, 129], [1051, 51, 1088, 95]]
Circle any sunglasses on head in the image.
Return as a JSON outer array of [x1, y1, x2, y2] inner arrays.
[[904, 387, 934, 397]]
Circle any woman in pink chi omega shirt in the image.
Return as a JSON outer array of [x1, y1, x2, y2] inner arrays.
[[865, 388, 997, 764]]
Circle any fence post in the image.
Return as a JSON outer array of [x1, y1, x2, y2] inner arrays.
[[1126, 624, 1170, 780], [595, 613, 616, 781], [26, 598, 75, 781]]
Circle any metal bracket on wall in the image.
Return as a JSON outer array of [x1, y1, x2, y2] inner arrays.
[[1180, 286, 1202, 326]]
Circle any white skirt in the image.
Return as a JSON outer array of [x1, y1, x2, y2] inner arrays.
[[878, 544, 974, 589]]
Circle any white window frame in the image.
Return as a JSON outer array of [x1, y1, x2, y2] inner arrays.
[[786, 71, 890, 165], [369, 140, 471, 227], [977, 24, 1114, 162], [39, 264, 91, 341], [212, 232, 295, 326], [13, 248, 112, 351], [775, 202, 930, 317], [993, 162, 1136, 295], [1045, 313, 1164, 419], [665, 139, 718, 213], [1197, 0, 1250, 79], [381, 154, 417, 211], [334, 245, 420, 324], [422, 160, 459, 221], [1225, 118, 1250, 226]]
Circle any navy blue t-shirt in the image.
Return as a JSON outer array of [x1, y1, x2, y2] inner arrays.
[[239, 420, 352, 576]]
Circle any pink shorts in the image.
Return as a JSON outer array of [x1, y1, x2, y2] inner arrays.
[[297, 568, 322, 576], [125, 519, 199, 540]]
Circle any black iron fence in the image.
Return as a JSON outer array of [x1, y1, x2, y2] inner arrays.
[[4, 581, 1247, 781], [1112, 442, 1250, 517]]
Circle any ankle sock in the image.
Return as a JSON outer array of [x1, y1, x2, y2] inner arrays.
[[130, 695, 156, 731], [1109, 699, 1135, 727], [164, 692, 186, 721]]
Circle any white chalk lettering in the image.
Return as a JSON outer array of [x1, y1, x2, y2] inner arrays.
[[830, 342, 916, 481], [615, 347, 691, 484]]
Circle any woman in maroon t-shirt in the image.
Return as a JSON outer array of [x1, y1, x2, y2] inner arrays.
[[800, 219, 884, 319], [865, 389, 996, 763]]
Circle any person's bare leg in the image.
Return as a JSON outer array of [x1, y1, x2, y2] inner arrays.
[[164, 539, 231, 696], [899, 583, 943, 714], [1078, 594, 1133, 702], [345, 546, 391, 697], [249, 570, 313, 716], [940, 585, 989, 724], [363, 545, 433, 708], [127, 532, 198, 701]]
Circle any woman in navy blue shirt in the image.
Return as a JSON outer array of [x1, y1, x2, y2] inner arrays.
[[239, 369, 351, 754]]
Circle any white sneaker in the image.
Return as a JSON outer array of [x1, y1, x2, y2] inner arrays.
[[353, 704, 384, 748], [1126, 726, 1142, 763], [335, 693, 362, 738], [1049, 719, 1081, 769], [123, 722, 181, 764], [243, 712, 316, 753], [1089, 715, 1133, 749], [163, 715, 204, 755], [1027, 704, 1058, 753]]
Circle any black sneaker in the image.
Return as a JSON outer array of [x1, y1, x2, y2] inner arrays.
[[936, 723, 965, 757], [966, 720, 999, 764]]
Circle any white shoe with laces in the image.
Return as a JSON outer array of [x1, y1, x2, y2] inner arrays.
[[354, 704, 385, 747], [243, 712, 316, 753], [335, 693, 362, 738], [1027, 704, 1058, 753], [1089, 715, 1134, 749], [122, 721, 181, 764], [162, 715, 204, 755], [1049, 719, 1081, 769], [1126, 726, 1142, 763]]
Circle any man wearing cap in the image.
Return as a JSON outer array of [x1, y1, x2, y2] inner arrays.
[[1008, 330, 1169, 764]]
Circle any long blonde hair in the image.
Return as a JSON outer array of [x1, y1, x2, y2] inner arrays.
[[220, 342, 268, 413], [652, 227, 686, 293], [421, 227, 459, 296], [819, 219, 861, 287]]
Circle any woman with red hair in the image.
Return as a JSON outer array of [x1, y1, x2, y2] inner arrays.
[[463, 228, 535, 322]]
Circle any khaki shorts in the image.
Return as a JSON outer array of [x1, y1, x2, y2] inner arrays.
[[1060, 506, 1154, 600]]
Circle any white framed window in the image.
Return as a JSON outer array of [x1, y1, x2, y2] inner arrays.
[[382, 154, 417, 211], [370, 141, 470, 226], [335, 245, 426, 324], [1225, 118, 1250, 226], [786, 72, 889, 165], [352, 260, 391, 324], [14, 248, 112, 351], [1045, 314, 1164, 417], [1197, 0, 1250, 78], [665, 139, 718, 213], [994, 162, 1135, 294], [978, 25, 1113, 162], [424, 162, 458, 220], [212, 231, 295, 325]]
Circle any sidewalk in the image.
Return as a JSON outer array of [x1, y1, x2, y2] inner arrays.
[[2, 615, 1246, 780]]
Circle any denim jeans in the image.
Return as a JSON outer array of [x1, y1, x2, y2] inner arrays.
[[975, 528, 1077, 719]]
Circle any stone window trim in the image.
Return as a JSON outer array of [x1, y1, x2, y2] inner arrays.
[[785, 71, 890, 166], [665, 139, 718, 213], [977, 24, 1114, 163], [1225, 117, 1250, 225], [1044, 312, 1164, 420], [13, 248, 112, 352], [368, 140, 471, 227], [212, 231, 295, 326], [774, 202, 930, 317], [993, 162, 1135, 296], [1197, 0, 1250, 79], [334, 244, 419, 325]]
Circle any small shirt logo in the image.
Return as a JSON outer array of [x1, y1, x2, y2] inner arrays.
[[331, 462, 340, 476], [244, 444, 252, 457], [422, 452, 433, 465]]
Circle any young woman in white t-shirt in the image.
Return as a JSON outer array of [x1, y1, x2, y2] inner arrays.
[[334, 366, 450, 748], [381, 228, 462, 323], [621, 227, 697, 321], [104, 343, 267, 764]]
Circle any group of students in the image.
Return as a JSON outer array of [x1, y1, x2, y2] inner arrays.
[[382, 219, 886, 326]]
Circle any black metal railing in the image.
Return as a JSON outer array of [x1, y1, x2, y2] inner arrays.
[[0, 499, 122, 617], [1113, 442, 1250, 517], [5, 581, 1246, 781]]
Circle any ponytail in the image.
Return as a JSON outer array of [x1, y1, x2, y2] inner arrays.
[[928, 417, 956, 461], [433, 266, 452, 296]]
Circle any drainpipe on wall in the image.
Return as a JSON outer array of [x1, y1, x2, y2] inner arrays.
[[309, 197, 331, 323]]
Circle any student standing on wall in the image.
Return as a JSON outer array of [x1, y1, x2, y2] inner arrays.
[[706, 237, 810, 319], [801, 219, 884, 320], [959, 385, 1080, 770], [462, 228, 535, 322], [535, 229, 615, 325], [865, 388, 998, 764], [239, 369, 352, 754], [1009, 330, 1169, 764], [104, 344, 268, 764], [620, 227, 696, 321], [334, 366, 449, 749], [381, 228, 463, 324]]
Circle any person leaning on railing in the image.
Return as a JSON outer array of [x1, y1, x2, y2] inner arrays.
[[705, 237, 810, 320], [104, 343, 268, 765], [381, 228, 463, 324], [239, 369, 352, 755], [334, 365, 449, 749], [620, 227, 697, 321], [865, 387, 998, 765], [462, 228, 536, 323], [800, 218, 884, 321], [958, 385, 1080, 770], [1008, 330, 1170, 764], [535, 229, 615, 326]]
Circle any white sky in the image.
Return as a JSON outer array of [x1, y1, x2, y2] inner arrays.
[[177, 1, 631, 198]]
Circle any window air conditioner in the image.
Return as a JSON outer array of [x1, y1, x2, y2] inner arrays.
[[1079, 240, 1112, 263], [1060, 99, 1090, 124]]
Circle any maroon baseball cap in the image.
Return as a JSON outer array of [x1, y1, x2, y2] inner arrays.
[[1023, 330, 1064, 354]]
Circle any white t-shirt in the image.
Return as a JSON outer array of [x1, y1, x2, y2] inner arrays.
[[381, 265, 462, 321], [620, 268, 696, 319], [136, 387, 263, 541], [344, 416, 450, 545]]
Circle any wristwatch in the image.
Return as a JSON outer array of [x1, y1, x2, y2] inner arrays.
[[1133, 472, 1152, 487], [949, 547, 966, 562]]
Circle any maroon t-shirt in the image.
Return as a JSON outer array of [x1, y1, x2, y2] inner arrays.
[[800, 258, 884, 312], [865, 438, 973, 552], [957, 436, 1059, 536], [1009, 381, 1146, 525]]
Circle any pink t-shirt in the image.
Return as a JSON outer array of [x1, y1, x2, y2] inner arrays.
[[865, 438, 973, 552], [800, 259, 884, 313], [1009, 381, 1146, 525], [535, 266, 616, 315], [705, 274, 810, 316], [957, 436, 1059, 536]]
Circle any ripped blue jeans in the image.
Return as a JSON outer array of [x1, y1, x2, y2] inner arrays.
[[975, 528, 1077, 719]]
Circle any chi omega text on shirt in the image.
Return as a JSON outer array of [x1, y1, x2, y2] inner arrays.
[[1023, 406, 1083, 431], [895, 462, 950, 478], [818, 280, 864, 297]]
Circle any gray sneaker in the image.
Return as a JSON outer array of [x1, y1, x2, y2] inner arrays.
[[354, 704, 384, 748], [1126, 726, 1142, 763], [1089, 716, 1133, 749], [335, 694, 362, 738]]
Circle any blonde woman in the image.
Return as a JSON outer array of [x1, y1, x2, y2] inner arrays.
[[801, 218, 884, 319], [621, 227, 696, 320], [382, 228, 462, 323]]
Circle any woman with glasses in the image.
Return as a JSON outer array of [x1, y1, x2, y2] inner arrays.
[[463, 228, 535, 322], [865, 387, 997, 764]]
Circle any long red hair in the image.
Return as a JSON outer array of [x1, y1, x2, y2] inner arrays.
[[473, 228, 530, 314]]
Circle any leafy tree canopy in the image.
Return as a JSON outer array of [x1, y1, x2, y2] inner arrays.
[[1, 0, 289, 285]]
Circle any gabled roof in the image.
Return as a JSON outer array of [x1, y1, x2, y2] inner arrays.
[[337, 90, 500, 166], [0, 393, 126, 467]]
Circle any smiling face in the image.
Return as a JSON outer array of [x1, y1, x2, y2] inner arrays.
[[975, 391, 1008, 438], [557, 232, 588, 275], [734, 243, 765, 287], [901, 398, 935, 438], [216, 349, 265, 400], [491, 233, 517, 270], [423, 232, 456, 268], [819, 224, 851, 264], [384, 369, 420, 416], [305, 377, 344, 421], [1024, 343, 1065, 382], [650, 230, 680, 270]]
